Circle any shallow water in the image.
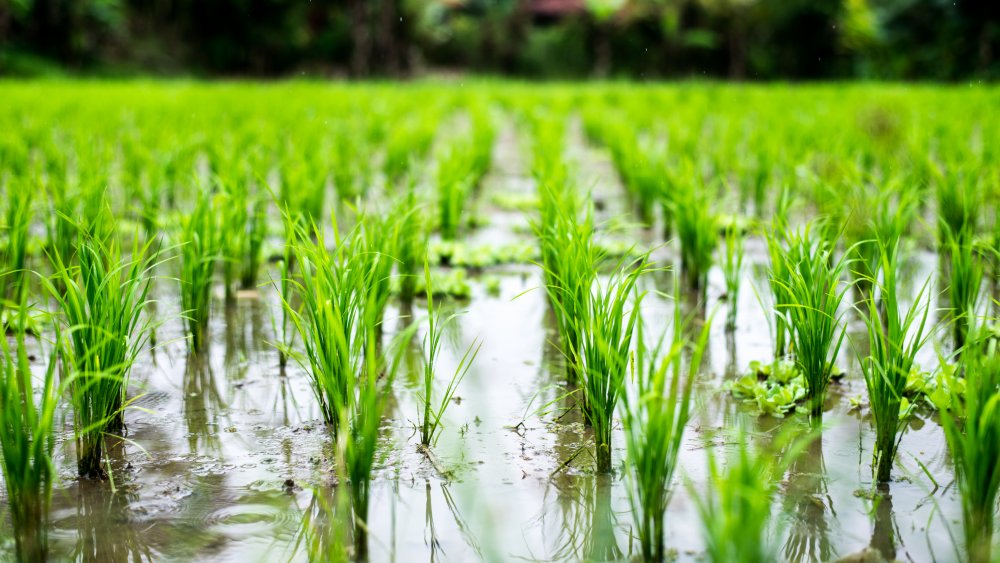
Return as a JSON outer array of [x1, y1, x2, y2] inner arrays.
[[3, 123, 970, 563]]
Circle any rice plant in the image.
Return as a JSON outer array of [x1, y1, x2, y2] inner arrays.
[[672, 164, 717, 295], [935, 167, 980, 248], [772, 225, 850, 418], [43, 231, 157, 478], [935, 323, 1000, 563], [946, 228, 984, 351], [620, 303, 710, 561], [395, 183, 426, 304], [437, 142, 475, 240], [721, 224, 744, 331], [857, 238, 932, 482], [418, 264, 481, 447], [1, 186, 33, 313], [0, 312, 60, 562], [240, 195, 268, 290], [218, 178, 249, 302], [575, 254, 649, 474], [179, 193, 220, 352]]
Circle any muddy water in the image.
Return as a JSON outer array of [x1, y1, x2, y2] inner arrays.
[[8, 124, 965, 563]]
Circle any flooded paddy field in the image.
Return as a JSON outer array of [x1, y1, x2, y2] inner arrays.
[[1, 83, 998, 562]]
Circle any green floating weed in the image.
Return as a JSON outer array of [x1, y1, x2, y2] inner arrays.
[[857, 238, 932, 482], [43, 231, 157, 478], [0, 312, 60, 562], [621, 305, 710, 561], [771, 225, 851, 418]]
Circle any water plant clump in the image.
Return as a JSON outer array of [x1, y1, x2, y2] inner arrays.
[[621, 306, 710, 561], [0, 312, 60, 562], [771, 225, 851, 418], [857, 238, 932, 483], [43, 231, 157, 478]]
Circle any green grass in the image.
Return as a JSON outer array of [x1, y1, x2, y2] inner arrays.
[[935, 323, 1000, 563], [856, 238, 932, 482], [0, 311, 60, 562], [621, 301, 709, 561], [42, 230, 156, 478], [178, 192, 220, 352], [771, 224, 851, 418]]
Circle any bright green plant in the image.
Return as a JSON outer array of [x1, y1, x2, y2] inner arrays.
[[179, 193, 220, 352], [722, 224, 744, 330], [0, 313, 61, 563], [395, 183, 426, 303], [240, 195, 268, 290], [2, 187, 33, 312], [418, 264, 481, 447], [672, 164, 717, 295], [575, 255, 649, 474], [621, 304, 709, 561], [772, 225, 851, 418], [946, 228, 984, 351], [935, 324, 1000, 563], [43, 231, 156, 478], [857, 238, 932, 482], [437, 144, 473, 240]]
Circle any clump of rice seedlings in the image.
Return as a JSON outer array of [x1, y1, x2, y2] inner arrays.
[[436, 143, 474, 241], [0, 312, 60, 562], [240, 195, 268, 290], [935, 324, 1000, 563], [356, 211, 398, 346], [620, 303, 709, 561], [534, 175, 598, 383], [946, 228, 985, 351], [935, 167, 980, 248], [179, 192, 220, 352], [395, 183, 426, 304], [280, 148, 327, 225], [272, 206, 300, 370], [576, 254, 649, 474], [672, 162, 717, 296], [692, 425, 815, 563], [218, 178, 249, 302], [43, 231, 157, 478], [772, 225, 851, 418], [418, 264, 481, 447], [721, 224, 744, 331], [857, 238, 932, 482], [1, 186, 33, 313]]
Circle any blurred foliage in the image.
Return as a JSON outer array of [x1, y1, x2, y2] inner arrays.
[[0, 0, 995, 78]]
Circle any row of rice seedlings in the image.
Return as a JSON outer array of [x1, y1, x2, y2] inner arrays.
[[771, 224, 851, 418], [857, 238, 932, 482], [671, 160, 717, 296], [575, 255, 650, 474], [1, 187, 33, 315], [383, 115, 438, 184], [936, 322, 1000, 563], [418, 265, 481, 447], [0, 310, 60, 562], [42, 230, 157, 478], [179, 191, 221, 352], [721, 224, 744, 331], [620, 300, 709, 561]]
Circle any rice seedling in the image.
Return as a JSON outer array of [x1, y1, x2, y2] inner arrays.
[[395, 182, 427, 304], [240, 195, 268, 290], [418, 264, 481, 447], [1, 186, 33, 313], [218, 178, 249, 302], [672, 162, 717, 295], [436, 143, 474, 241], [42, 230, 157, 478], [620, 302, 710, 561], [772, 225, 851, 418], [935, 166, 980, 248], [179, 192, 220, 352], [935, 323, 1000, 563], [946, 228, 985, 351], [721, 224, 744, 331], [856, 238, 932, 482], [272, 206, 300, 370], [0, 311, 60, 563], [575, 254, 649, 474]]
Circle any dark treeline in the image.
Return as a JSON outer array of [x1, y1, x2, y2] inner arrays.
[[0, 0, 996, 79]]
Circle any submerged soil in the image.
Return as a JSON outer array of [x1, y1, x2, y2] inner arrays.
[[8, 123, 963, 563]]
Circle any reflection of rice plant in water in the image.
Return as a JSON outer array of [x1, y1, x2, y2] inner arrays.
[[42, 231, 157, 478], [771, 224, 850, 418], [856, 238, 932, 483], [0, 312, 60, 562], [935, 323, 1000, 563], [621, 302, 709, 561]]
